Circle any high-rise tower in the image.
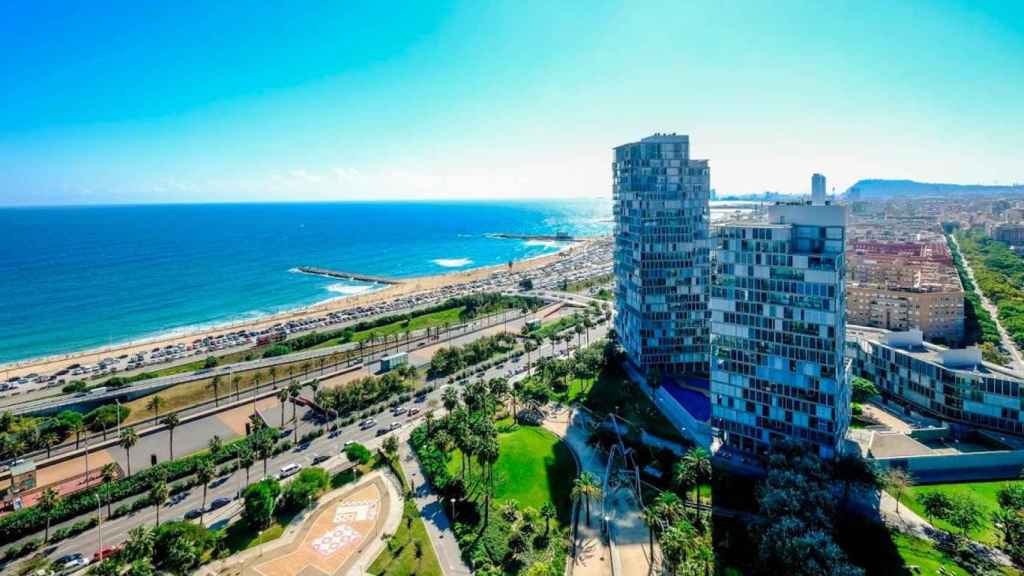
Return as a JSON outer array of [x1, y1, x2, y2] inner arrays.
[[709, 201, 849, 458], [812, 173, 827, 203], [613, 134, 711, 380]]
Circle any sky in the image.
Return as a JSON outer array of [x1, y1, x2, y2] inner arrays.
[[0, 0, 1021, 205]]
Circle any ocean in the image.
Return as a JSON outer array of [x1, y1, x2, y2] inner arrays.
[[0, 200, 613, 364]]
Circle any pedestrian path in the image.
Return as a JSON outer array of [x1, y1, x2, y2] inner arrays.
[[399, 442, 473, 576]]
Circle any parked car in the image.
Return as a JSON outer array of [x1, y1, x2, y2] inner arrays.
[[389, 421, 402, 431], [93, 545, 121, 563], [312, 453, 330, 465], [56, 553, 90, 571], [359, 418, 376, 430], [277, 463, 302, 479], [184, 508, 203, 520]]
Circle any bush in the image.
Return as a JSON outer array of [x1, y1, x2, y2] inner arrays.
[[345, 442, 372, 465], [283, 467, 330, 511], [243, 478, 281, 530]]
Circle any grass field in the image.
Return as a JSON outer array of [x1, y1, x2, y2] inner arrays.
[[904, 479, 1021, 545], [892, 533, 972, 576], [447, 424, 576, 525], [368, 499, 443, 576], [529, 315, 579, 341], [576, 365, 686, 444]]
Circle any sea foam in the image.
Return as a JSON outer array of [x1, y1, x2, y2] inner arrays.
[[326, 283, 374, 295], [432, 258, 473, 268]]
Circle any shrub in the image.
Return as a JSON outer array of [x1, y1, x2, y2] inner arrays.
[[345, 442, 372, 465], [283, 467, 330, 511], [243, 478, 281, 530]]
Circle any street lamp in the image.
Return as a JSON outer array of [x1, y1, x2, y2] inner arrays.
[[115, 399, 122, 437], [96, 492, 103, 552]]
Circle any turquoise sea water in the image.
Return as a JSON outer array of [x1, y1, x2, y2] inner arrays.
[[0, 200, 612, 363]]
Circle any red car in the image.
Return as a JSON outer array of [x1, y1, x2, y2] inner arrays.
[[93, 544, 122, 563]]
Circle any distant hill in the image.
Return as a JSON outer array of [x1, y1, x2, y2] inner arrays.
[[846, 179, 1024, 200]]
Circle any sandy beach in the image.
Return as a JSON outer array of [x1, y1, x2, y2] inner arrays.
[[0, 242, 587, 381]]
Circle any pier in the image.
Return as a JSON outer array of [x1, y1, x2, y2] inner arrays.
[[295, 267, 404, 285], [488, 232, 576, 242]]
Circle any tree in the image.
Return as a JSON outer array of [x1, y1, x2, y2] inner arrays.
[[540, 502, 557, 536], [207, 375, 222, 407], [62, 411, 85, 449], [999, 483, 1024, 511], [851, 376, 879, 404], [917, 491, 953, 522], [572, 472, 602, 527], [101, 462, 118, 516], [42, 431, 58, 458], [948, 494, 984, 537], [673, 459, 697, 503], [382, 435, 400, 463], [152, 521, 216, 575], [150, 479, 169, 527], [345, 442, 372, 465], [276, 388, 289, 428], [120, 427, 139, 476], [243, 478, 281, 529], [239, 445, 255, 487], [654, 491, 687, 526], [123, 525, 155, 563], [289, 383, 302, 443], [442, 386, 460, 418], [255, 429, 274, 478], [147, 395, 165, 421], [660, 519, 698, 576], [882, 467, 913, 514], [501, 499, 521, 524], [283, 467, 330, 511], [269, 366, 278, 389], [478, 435, 500, 527], [204, 355, 219, 369], [161, 412, 180, 460], [208, 434, 223, 459], [682, 447, 712, 505], [195, 457, 215, 525], [232, 374, 243, 401], [39, 487, 59, 541]]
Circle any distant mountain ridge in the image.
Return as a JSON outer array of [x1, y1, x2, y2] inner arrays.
[[846, 179, 1024, 200]]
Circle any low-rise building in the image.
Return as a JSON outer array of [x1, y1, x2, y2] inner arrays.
[[848, 326, 1024, 436]]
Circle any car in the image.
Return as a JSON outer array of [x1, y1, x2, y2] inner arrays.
[[208, 496, 232, 511], [392, 407, 407, 416], [312, 454, 330, 465], [278, 463, 302, 479], [184, 508, 203, 520], [92, 545, 121, 563], [57, 553, 90, 570], [376, 427, 389, 436], [278, 429, 292, 439], [359, 418, 377, 429], [167, 491, 188, 506], [343, 440, 355, 448], [389, 421, 402, 431], [407, 408, 420, 417]]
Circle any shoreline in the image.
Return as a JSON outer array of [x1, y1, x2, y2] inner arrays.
[[0, 240, 588, 380]]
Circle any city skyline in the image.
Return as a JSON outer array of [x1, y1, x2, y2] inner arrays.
[[1, 1, 1022, 206]]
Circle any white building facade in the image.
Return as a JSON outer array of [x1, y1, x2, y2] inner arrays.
[[710, 202, 851, 458], [613, 134, 711, 379]]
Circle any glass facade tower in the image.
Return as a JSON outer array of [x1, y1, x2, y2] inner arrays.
[[710, 202, 850, 458], [613, 134, 711, 380]]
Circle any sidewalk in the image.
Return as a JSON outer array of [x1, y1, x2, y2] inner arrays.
[[399, 442, 472, 576], [544, 406, 615, 576]]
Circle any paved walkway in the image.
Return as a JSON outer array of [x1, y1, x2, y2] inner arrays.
[[399, 441, 472, 576], [544, 406, 618, 576]]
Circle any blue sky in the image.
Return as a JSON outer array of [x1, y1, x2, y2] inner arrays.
[[0, 0, 1021, 205]]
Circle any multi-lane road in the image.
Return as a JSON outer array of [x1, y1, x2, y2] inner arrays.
[[7, 310, 607, 572]]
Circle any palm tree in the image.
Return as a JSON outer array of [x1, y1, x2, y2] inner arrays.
[[146, 395, 164, 422], [208, 375, 222, 407], [442, 386, 459, 419], [300, 361, 311, 378], [653, 491, 686, 526], [478, 436, 500, 527], [239, 446, 255, 487], [42, 432, 58, 458], [149, 480, 169, 527], [161, 413, 180, 460], [501, 499, 520, 524], [232, 374, 243, 402], [39, 487, 59, 541], [641, 505, 662, 573], [673, 460, 697, 504], [195, 458, 215, 525], [120, 427, 139, 476], [100, 462, 118, 516], [255, 430, 274, 478], [524, 339, 538, 375], [288, 383, 301, 443], [70, 418, 85, 449], [572, 472, 602, 527], [208, 435, 223, 459], [382, 435, 399, 463], [276, 388, 289, 428], [541, 502, 557, 536], [682, 447, 712, 506], [269, 366, 278, 389], [123, 525, 154, 564]]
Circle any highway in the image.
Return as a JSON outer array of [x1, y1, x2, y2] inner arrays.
[[6, 313, 608, 571]]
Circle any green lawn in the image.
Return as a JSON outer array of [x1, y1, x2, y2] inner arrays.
[[529, 316, 579, 341], [447, 425, 576, 525], [313, 306, 467, 349], [892, 533, 972, 576], [904, 479, 1022, 545], [576, 365, 686, 444], [219, 507, 300, 553], [369, 499, 443, 576]]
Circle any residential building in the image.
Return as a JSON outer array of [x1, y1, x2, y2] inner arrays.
[[710, 202, 850, 458], [613, 133, 710, 379], [845, 239, 964, 343], [848, 326, 1024, 436], [994, 223, 1024, 246], [812, 173, 827, 203]]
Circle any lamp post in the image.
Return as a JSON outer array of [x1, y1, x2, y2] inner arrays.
[[115, 399, 122, 437], [96, 492, 103, 552]]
